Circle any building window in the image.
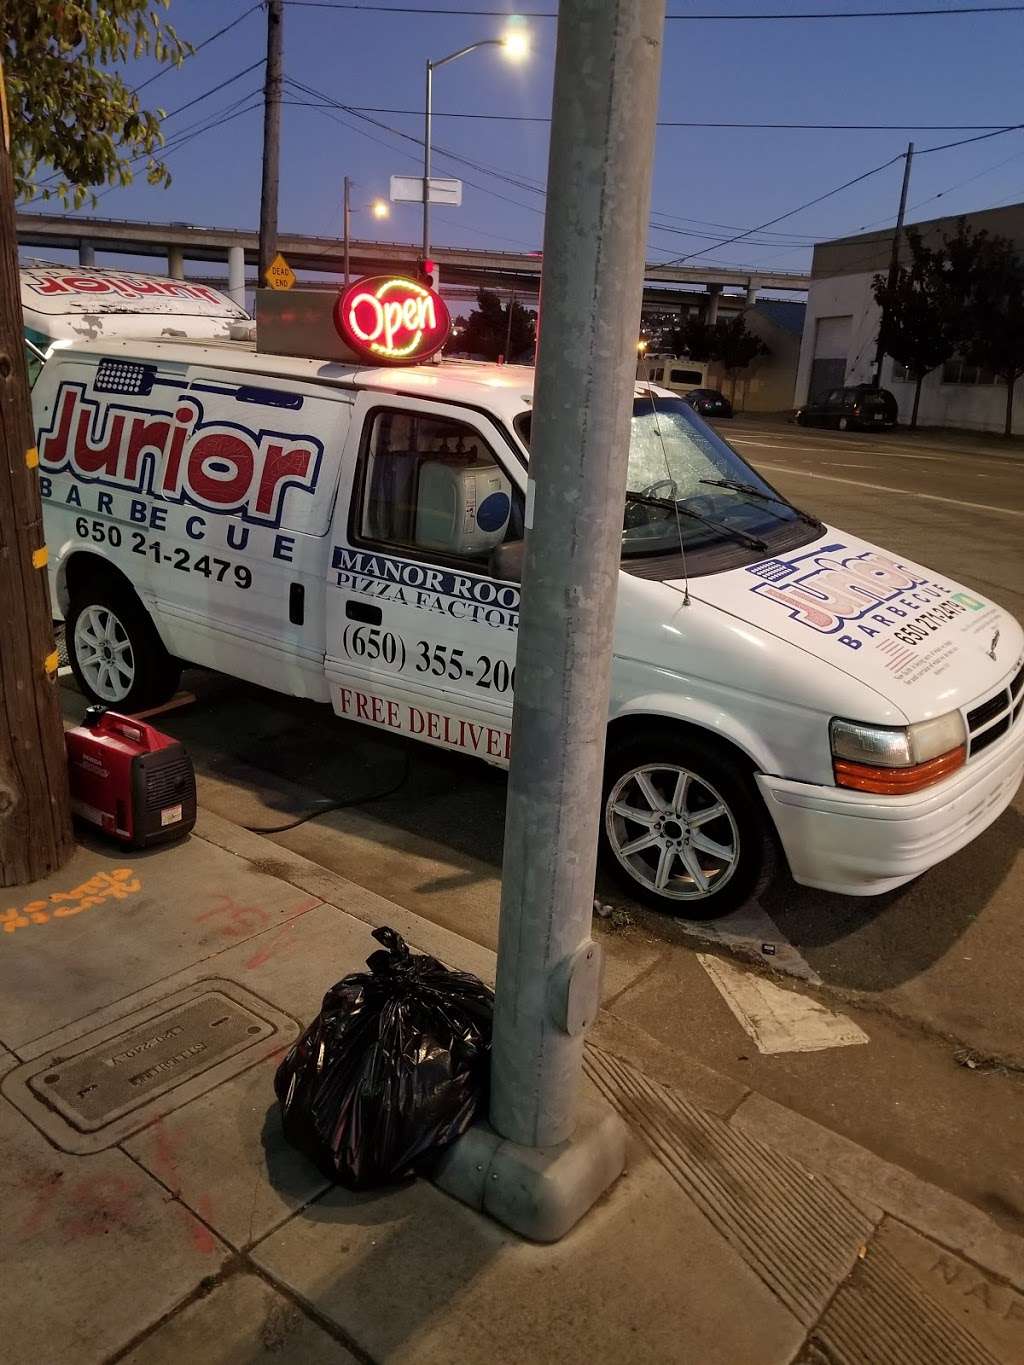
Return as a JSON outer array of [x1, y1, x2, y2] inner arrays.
[[942, 357, 996, 386], [890, 362, 912, 382]]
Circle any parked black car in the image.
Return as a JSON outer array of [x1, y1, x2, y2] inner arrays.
[[683, 388, 733, 418], [796, 384, 898, 431]]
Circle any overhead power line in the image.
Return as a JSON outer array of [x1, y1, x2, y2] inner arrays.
[[94, 95, 265, 202], [132, 3, 263, 96], [283, 2, 1024, 17], [297, 104, 1020, 133], [34, 61, 267, 192], [664, 154, 906, 264]]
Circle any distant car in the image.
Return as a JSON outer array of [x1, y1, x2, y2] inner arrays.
[[683, 388, 733, 418], [796, 385, 898, 431]]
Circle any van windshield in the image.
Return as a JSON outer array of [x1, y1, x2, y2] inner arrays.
[[513, 396, 820, 563]]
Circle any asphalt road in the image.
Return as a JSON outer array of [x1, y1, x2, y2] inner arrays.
[[59, 414, 1024, 1232]]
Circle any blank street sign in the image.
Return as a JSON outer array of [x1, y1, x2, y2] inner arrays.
[[390, 175, 463, 206]]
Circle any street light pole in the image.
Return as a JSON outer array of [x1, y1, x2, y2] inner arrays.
[[435, 0, 667, 1241], [422, 61, 432, 262], [343, 175, 351, 287], [421, 31, 527, 263]]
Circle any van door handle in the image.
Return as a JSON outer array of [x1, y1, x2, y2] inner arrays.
[[346, 600, 382, 626]]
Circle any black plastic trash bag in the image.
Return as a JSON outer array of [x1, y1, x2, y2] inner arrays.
[[274, 925, 494, 1190]]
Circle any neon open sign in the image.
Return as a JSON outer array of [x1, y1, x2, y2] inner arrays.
[[334, 275, 451, 365]]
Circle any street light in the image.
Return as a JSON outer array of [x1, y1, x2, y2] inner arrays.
[[343, 177, 390, 286], [423, 19, 529, 262]]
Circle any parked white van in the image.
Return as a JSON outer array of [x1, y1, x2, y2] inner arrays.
[[22, 264, 248, 379], [31, 279, 1024, 920]]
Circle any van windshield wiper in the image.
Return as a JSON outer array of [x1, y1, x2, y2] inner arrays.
[[698, 477, 819, 527], [625, 492, 769, 554]]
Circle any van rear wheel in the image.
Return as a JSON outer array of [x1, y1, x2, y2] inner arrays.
[[600, 730, 773, 920], [67, 572, 180, 711]]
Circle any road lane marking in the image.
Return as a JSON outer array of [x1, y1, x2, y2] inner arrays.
[[697, 952, 869, 1055], [754, 463, 1024, 517], [732, 434, 1016, 467], [683, 902, 821, 983]]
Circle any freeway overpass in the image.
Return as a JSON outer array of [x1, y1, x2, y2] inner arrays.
[[16, 213, 810, 317]]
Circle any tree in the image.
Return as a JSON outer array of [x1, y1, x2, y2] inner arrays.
[[712, 314, 769, 375], [2, 1, 191, 207], [457, 289, 537, 362], [0, 91, 75, 884], [671, 315, 716, 361], [1, 4, 189, 883], [961, 233, 1024, 438], [872, 229, 964, 429]]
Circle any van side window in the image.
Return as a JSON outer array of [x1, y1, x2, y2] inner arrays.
[[670, 369, 703, 385], [354, 409, 523, 565]]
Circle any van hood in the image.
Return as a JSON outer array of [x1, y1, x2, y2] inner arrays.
[[670, 527, 1023, 721]]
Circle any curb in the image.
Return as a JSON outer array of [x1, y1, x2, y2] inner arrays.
[[193, 805, 1024, 1297]]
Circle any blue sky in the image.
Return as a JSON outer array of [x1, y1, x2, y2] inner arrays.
[[25, 1, 1024, 274]]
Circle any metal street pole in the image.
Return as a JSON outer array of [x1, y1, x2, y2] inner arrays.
[[258, 0, 283, 284], [873, 141, 914, 388], [493, 0, 666, 1151], [422, 62, 432, 261], [436, 0, 665, 1239], [343, 175, 351, 287], [421, 38, 512, 265]]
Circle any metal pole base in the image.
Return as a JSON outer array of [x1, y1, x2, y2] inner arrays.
[[433, 1096, 627, 1243]]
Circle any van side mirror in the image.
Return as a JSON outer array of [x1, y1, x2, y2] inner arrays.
[[490, 539, 525, 583]]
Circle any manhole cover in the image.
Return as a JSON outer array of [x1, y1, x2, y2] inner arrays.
[[2, 978, 299, 1153], [31, 990, 272, 1131]]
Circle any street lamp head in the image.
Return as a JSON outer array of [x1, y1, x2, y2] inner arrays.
[[501, 19, 529, 61], [371, 199, 389, 219]]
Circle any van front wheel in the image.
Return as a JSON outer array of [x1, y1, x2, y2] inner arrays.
[[600, 731, 773, 920], [67, 575, 180, 711]]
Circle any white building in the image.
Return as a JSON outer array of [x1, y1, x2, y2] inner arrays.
[[795, 201, 1024, 433]]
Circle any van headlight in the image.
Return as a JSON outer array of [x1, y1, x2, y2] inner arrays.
[[830, 711, 967, 794]]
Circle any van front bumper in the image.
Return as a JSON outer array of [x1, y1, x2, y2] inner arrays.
[[756, 721, 1024, 895]]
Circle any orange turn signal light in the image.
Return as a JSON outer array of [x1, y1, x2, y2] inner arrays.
[[834, 744, 967, 795]]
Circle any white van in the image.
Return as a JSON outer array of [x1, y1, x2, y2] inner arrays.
[[639, 355, 708, 394], [31, 284, 1024, 920], [22, 264, 248, 383]]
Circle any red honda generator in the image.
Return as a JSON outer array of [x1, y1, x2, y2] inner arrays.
[[65, 707, 197, 848]]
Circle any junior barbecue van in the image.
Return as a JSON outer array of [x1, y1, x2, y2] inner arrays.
[[31, 273, 1024, 919]]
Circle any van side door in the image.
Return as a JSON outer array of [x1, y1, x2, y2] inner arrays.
[[324, 392, 525, 764]]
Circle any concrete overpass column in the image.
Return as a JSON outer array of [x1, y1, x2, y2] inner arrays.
[[78, 241, 96, 267], [705, 282, 722, 324], [227, 244, 246, 308], [167, 244, 185, 280], [745, 282, 759, 308]]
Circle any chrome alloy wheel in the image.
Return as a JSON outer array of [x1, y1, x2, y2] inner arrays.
[[605, 763, 740, 902], [73, 605, 135, 703]]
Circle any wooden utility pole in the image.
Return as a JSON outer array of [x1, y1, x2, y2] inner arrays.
[[873, 142, 914, 388], [258, 0, 284, 284], [0, 73, 74, 886]]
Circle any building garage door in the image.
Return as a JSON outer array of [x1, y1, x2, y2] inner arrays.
[[809, 314, 851, 400]]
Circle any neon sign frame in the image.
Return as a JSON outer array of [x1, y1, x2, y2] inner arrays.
[[334, 275, 451, 366]]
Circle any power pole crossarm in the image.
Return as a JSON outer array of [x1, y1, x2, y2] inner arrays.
[[258, 0, 283, 284], [0, 71, 75, 886]]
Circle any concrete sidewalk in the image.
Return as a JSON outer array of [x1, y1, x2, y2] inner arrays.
[[2, 812, 1022, 1364]]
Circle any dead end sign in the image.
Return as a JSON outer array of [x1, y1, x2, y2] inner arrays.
[[265, 253, 296, 290]]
